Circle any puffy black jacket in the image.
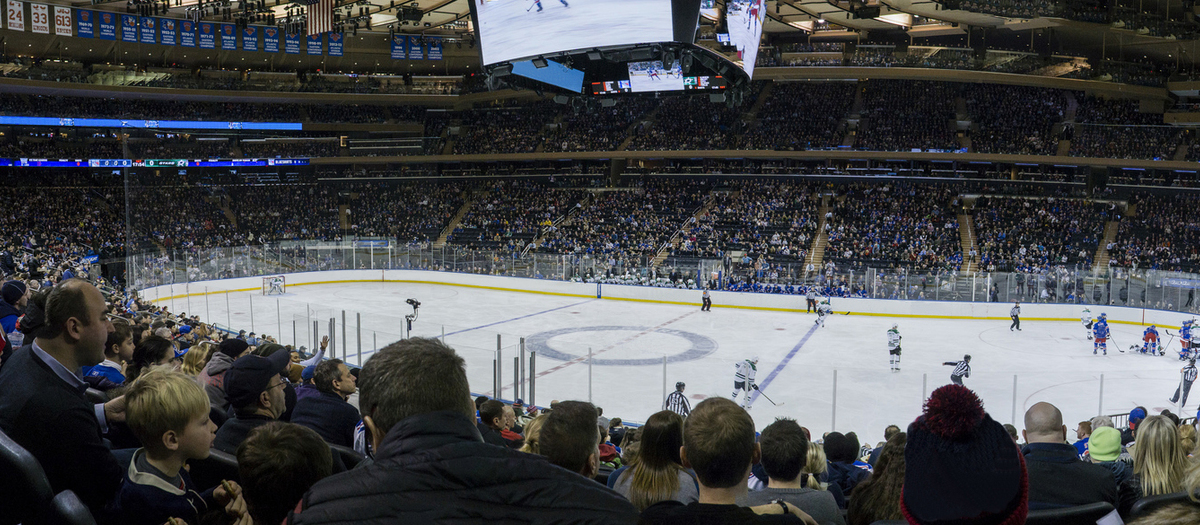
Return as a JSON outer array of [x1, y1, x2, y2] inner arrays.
[[289, 410, 639, 524]]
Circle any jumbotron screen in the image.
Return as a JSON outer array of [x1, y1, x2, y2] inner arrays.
[[472, 0, 676, 65], [724, 0, 765, 77]]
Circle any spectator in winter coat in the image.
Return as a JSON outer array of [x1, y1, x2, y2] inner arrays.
[[289, 337, 638, 524], [823, 432, 870, 496], [197, 338, 251, 412]]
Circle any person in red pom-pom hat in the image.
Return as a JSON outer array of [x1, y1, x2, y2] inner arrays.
[[901, 384, 1028, 525]]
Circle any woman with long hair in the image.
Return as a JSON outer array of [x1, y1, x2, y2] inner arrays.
[[848, 432, 906, 525], [180, 341, 217, 377], [1119, 415, 1191, 518], [518, 414, 548, 454], [611, 410, 698, 511], [124, 335, 178, 384], [802, 444, 847, 509]]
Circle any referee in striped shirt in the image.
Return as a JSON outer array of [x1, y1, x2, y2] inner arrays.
[[664, 382, 691, 417], [1170, 358, 1197, 407], [944, 355, 971, 385]]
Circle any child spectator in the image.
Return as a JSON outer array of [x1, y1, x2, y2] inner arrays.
[[117, 369, 240, 525], [85, 319, 134, 384], [235, 422, 333, 525]]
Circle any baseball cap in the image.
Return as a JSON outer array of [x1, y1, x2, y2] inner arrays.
[[512, 398, 524, 408], [301, 364, 317, 382], [1129, 407, 1147, 424], [1088, 427, 1121, 462], [224, 350, 291, 409]]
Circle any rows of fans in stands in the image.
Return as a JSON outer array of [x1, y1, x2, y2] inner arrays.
[[1, 82, 1197, 161], [3, 273, 1200, 524]]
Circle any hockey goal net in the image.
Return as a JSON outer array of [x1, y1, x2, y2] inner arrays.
[[262, 276, 286, 295]]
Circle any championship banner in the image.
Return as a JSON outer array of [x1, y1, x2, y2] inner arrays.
[[139, 17, 155, 44], [220, 23, 236, 50], [427, 36, 442, 60], [408, 36, 423, 60], [389, 35, 405, 59], [97, 11, 116, 40], [241, 26, 257, 52], [160, 18, 176, 45], [305, 33, 322, 55], [120, 14, 137, 42], [198, 22, 215, 48], [179, 20, 195, 47], [29, 4, 47, 34], [7, 1, 24, 32], [284, 32, 300, 54], [76, 9, 93, 38], [327, 32, 342, 56], [52, 5, 69, 36], [263, 26, 279, 53]]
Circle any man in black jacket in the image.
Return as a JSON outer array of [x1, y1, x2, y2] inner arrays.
[[1021, 402, 1118, 510], [212, 350, 292, 454], [289, 337, 638, 524], [0, 280, 124, 517], [290, 358, 360, 448]]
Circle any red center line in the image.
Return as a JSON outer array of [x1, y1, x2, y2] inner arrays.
[[533, 310, 699, 379]]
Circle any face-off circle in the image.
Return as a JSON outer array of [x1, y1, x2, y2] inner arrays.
[[525, 325, 718, 366]]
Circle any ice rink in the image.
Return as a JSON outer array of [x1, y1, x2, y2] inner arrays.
[[163, 280, 1199, 437]]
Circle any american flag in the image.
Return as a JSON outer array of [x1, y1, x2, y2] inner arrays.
[[307, 0, 334, 36]]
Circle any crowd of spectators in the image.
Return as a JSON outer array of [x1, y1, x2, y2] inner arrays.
[[966, 84, 1066, 155], [239, 141, 341, 158], [348, 181, 467, 242], [856, 80, 959, 152], [1111, 193, 1200, 272], [674, 179, 819, 268], [1071, 95, 1184, 160], [449, 180, 588, 253], [825, 183, 962, 271], [972, 195, 1108, 272], [626, 95, 751, 151], [743, 82, 854, 151], [544, 98, 657, 152], [452, 102, 559, 155]]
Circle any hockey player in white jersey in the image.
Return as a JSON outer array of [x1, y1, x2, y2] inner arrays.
[[815, 299, 833, 327], [887, 323, 902, 372], [731, 356, 759, 409], [1082, 308, 1093, 340]]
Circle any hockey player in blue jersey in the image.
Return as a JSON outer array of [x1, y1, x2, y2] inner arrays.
[[1093, 313, 1109, 355], [1142, 325, 1161, 355], [1180, 320, 1194, 360]]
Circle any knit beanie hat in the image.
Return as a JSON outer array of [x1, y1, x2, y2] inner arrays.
[[824, 431, 861, 463], [1, 280, 26, 305], [1088, 427, 1122, 462], [902, 385, 1028, 525], [219, 338, 250, 358]]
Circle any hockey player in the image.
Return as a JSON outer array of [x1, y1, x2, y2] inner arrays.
[[815, 299, 833, 327], [1141, 325, 1160, 355], [943, 355, 970, 385], [747, 0, 761, 30], [1182, 320, 1194, 360], [664, 382, 691, 417], [731, 356, 759, 409], [887, 323, 902, 372], [1093, 313, 1109, 355], [1082, 308, 1093, 340]]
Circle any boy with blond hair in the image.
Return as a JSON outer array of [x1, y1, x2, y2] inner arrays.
[[116, 369, 240, 525]]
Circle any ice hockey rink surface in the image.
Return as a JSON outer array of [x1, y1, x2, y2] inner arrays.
[[173, 280, 1196, 436]]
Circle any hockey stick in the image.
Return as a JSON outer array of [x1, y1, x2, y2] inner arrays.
[[1109, 333, 1125, 353], [756, 389, 782, 406], [526, 2, 536, 11]]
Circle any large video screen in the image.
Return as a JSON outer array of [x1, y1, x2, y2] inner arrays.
[[472, 0, 676, 65], [512, 59, 586, 92], [627, 60, 685, 92], [725, 0, 765, 77]]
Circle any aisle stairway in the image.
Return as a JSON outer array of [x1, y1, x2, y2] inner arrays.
[[959, 214, 978, 275], [805, 193, 832, 273], [1093, 220, 1120, 271], [434, 190, 478, 248], [651, 190, 721, 267]]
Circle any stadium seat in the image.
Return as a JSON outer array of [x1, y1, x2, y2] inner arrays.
[[188, 448, 239, 490], [0, 427, 54, 525], [329, 444, 366, 469], [85, 388, 107, 404], [47, 490, 97, 525], [1026, 501, 1115, 525], [1130, 491, 1200, 519]]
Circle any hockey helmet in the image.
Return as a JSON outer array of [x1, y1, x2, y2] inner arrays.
[[1099, 312, 1107, 319], [891, 323, 899, 330], [1083, 308, 1091, 312], [676, 382, 686, 390], [964, 354, 971, 361], [751, 356, 760, 363]]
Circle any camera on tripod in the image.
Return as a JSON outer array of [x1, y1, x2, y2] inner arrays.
[[406, 298, 421, 308]]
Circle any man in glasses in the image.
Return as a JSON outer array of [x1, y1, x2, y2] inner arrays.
[[212, 350, 291, 454]]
